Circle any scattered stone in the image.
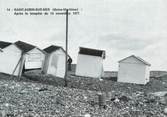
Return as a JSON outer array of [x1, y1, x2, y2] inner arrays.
[[114, 98, 120, 103], [38, 87, 48, 92], [162, 82, 166, 85], [84, 113, 91, 117], [135, 91, 144, 97], [9, 86, 15, 89], [99, 79, 103, 81], [89, 100, 97, 107], [119, 95, 130, 102], [151, 91, 167, 97], [4, 103, 9, 107], [144, 95, 157, 104], [20, 90, 28, 94], [111, 97, 116, 101], [6, 113, 15, 117], [83, 95, 88, 100], [164, 108, 167, 114], [159, 97, 166, 105], [28, 109, 33, 111], [56, 97, 66, 106], [144, 98, 156, 103]]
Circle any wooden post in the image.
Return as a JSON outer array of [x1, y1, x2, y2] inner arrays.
[[18, 52, 25, 79], [41, 54, 47, 74], [98, 92, 106, 109], [11, 55, 22, 78], [64, 9, 68, 87]]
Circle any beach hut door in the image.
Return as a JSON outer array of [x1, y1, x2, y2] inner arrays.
[[49, 54, 59, 75]]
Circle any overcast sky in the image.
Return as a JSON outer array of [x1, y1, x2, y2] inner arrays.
[[0, 0, 167, 71]]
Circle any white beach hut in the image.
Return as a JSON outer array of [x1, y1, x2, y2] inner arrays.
[[75, 47, 105, 78], [118, 55, 151, 84], [43, 45, 71, 78], [14, 41, 45, 71], [0, 41, 21, 76]]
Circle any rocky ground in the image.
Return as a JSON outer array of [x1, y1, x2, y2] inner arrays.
[[0, 72, 167, 117]]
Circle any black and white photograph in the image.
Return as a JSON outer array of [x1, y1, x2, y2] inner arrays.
[[0, 0, 167, 116]]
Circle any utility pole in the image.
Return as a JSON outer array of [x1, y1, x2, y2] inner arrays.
[[64, 9, 68, 87]]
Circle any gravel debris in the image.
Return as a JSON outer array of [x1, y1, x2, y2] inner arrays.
[[0, 72, 166, 116]]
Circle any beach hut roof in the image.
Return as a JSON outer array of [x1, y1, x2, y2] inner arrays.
[[79, 47, 105, 59], [14, 41, 36, 53], [119, 55, 151, 66], [0, 41, 12, 49]]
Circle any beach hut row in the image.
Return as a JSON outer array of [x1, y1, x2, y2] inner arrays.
[[0, 40, 151, 85], [0, 41, 71, 78]]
